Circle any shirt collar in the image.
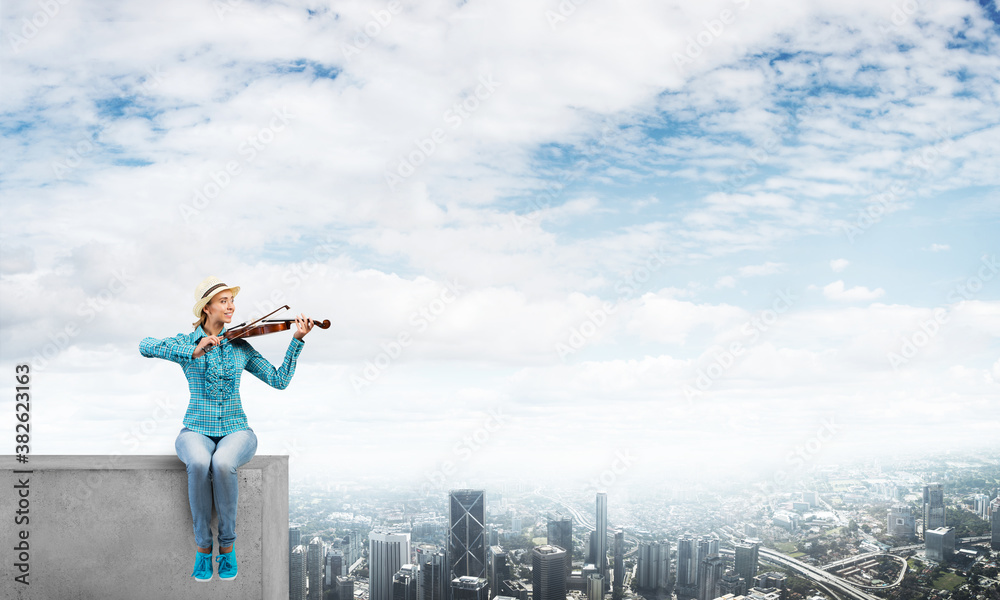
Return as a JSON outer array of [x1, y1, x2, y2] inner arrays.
[[194, 324, 227, 339]]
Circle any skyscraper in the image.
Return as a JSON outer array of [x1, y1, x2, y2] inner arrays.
[[309, 537, 326, 600], [718, 570, 747, 597], [636, 541, 669, 591], [451, 575, 489, 600], [337, 576, 355, 600], [370, 531, 412, 600], [547, 517, 573, 572], [733, 539, 760, 586], [532, 545, 568, 600], [327, 552, 344, 586], [290, 527, 304, 598], [450, 490, 487, 579], [291, 544, 308, 600], [925, 527, 955, 563], [990, 497, 1000, 551], [697, 555, 725, 600], [595, 493, 608, 581], [587, 573, 604, 600], [416, 544, 450, 600], [887, 505, 916, 539], [694, 534, 719, 588], [923, 483, 946, 536], [612, 530, 624, 600], [675, 533, 696, 589], [394, 565, 418, 600], [488, 545, 511, 595]]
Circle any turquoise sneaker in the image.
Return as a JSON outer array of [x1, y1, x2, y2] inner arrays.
[[192, 551, 213, 582], [217, 547, 237, 581]]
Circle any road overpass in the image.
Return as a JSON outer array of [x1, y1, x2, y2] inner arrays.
[[720, 547, 884, 600]]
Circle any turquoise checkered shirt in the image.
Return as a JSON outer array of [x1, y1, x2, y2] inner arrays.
[[139, 325, 304, 437]]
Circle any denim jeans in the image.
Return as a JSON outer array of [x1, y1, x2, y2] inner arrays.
[[175, 426, 257, 550]]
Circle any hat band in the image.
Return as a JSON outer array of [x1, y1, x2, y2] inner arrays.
[[201, 283, 228, 299]]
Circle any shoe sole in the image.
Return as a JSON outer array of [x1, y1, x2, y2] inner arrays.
[[219, 573, 237, 581], [194, 576, 213, 582]]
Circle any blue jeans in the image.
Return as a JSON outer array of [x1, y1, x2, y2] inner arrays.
[[175, 427, 257, 550]]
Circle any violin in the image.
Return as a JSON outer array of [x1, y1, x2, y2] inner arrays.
[[225, 317, 331, 342]]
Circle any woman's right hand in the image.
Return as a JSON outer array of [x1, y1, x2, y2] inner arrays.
[[192, 335, 222, 358]]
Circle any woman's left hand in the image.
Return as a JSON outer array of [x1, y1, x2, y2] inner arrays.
[[292, 313, 315, 340]]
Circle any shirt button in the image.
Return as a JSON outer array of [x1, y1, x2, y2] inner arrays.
[[218, 402, 222, 406], [218, 416, 222, 420]]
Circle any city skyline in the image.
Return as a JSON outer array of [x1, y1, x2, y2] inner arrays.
[[1, 0, 999, 489]]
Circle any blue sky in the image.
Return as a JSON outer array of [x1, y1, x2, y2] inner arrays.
[[1, 0, 998, 488]]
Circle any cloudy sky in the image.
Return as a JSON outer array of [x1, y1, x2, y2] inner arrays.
[[2, 0, 998, 491]]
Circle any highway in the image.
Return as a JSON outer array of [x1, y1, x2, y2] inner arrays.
[[720, 547, 884, 600]]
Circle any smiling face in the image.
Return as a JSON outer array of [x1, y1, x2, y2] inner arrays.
[[202, 291, 235, 330]]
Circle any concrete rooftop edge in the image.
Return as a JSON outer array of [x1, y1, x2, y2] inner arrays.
[[0, 454, 288, 470]]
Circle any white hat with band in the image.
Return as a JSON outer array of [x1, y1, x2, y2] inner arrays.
[[192, 276, 240, 319]]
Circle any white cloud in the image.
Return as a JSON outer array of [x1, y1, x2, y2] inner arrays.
[[929, 243, 951, 252], [830, 259, 850, 273], [822, 280, 886, 302], [738, 262, 786, 277], [715, 275, 737, 289]]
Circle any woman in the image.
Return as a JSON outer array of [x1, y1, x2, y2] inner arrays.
[[139, 276, 313, 582]]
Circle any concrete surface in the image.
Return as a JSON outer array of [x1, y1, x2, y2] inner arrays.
[[1, 455, 288, 600]]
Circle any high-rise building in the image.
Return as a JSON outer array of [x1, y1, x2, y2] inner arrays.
[[450, 490, 487, 579], [697, 555, 725, 600], [370, 531, 412, 600], [733, 539, 760, 586], [973, 494, 990, 520], [327, 552, 344, 586], [588, 530, 597, 565], [718, 570, 747, 597], [925, 527, 955, 563], [587, 573, 604, 600], [636, 541, 669, 591], [991, 497, 1000, 551], [923, 483, 946, 536], [612, 530, 624, 600], [394, 565, 418, 600], [532, 545, 568, 600], [451, 575, 489, 600], [338, 576, 355, 600], [488, 545, 510, 595], [694, 534, 719, 588], [291, 544, 308, 600], [887, 505, 916, 539], [290, 526, 302, 553], [308, 537, 326, 600], [500, 579, 529, 600], [675, 533, 696, 589], [802, 491, 818, 508], [547, 517, 573, 571], [416, 544, 449, 600], [595, 493, 608, 581]]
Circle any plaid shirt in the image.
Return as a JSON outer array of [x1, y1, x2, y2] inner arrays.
[[139, 325, 304, 437]]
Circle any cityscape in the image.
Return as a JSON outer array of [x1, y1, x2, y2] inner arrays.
[[284, 450, 1000, 600]]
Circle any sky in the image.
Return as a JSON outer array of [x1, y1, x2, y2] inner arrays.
[[1, 0, 999, 492]]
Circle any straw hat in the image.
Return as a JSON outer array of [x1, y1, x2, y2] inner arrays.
[[192, 276, 240, 319]]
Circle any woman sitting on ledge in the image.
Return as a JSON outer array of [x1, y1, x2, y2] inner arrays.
[[139, 276, 313, 582]]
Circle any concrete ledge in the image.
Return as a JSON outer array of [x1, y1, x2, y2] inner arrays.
[[1, 455, 288, 600]]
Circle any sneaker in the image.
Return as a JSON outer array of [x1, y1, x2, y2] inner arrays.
[[217, 547, 238, 581], [192, 551, 213, 582]]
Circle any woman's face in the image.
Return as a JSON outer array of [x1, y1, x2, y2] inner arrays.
[[203, 291, 235, 325]]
